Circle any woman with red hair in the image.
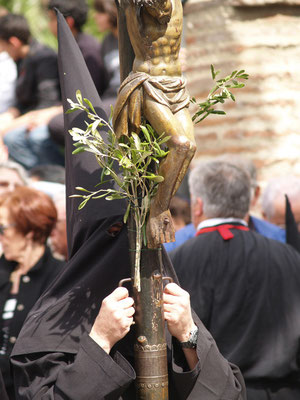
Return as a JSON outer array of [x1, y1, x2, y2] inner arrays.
[[0, 186, 64, 399]]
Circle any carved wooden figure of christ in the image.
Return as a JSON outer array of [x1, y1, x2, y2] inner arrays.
[[113, 0, 196, 248]]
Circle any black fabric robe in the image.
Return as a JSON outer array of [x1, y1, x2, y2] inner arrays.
[[170, 225, 300, 400], [0, 370, 8, 400], [10, 11, 246, 400]]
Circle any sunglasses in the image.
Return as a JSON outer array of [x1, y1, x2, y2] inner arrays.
[[0, 224, 15, 235]]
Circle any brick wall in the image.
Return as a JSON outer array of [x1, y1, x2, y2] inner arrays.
[[183, 0, 300, 191]]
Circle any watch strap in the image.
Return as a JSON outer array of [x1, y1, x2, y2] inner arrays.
[[180, 324, 198, 349]]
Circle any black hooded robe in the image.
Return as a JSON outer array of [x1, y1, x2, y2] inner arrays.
[[10, 11, 246, 400], [170, 224, 300, 400]]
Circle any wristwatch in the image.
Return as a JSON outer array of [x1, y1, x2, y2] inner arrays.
[[180, 324, 198, 349]]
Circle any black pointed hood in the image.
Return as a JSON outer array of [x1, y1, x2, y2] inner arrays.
[[285, 194, 300, 252], [12, 10, 176, 358], [55, 9, 126, 258]]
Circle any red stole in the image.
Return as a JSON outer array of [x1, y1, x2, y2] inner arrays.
[[196, 224, 249, 240]]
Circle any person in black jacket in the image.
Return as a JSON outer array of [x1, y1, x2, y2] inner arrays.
[[171, 160, 300, 400], [0, 186, 64, 399], [0, 13, 63, 169]]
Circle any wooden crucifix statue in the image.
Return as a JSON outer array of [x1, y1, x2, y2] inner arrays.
[[114, 1, 196, 399], [114, 0, 196, 249]]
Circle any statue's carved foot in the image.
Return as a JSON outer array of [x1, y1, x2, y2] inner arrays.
[[146, 209, 175, 249]]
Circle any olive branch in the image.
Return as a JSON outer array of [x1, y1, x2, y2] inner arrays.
[[67, 92, 169, 290], [191, 65, 249, 123], [67, 65, 248, 290]]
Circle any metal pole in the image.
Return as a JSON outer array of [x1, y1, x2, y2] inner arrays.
[[116, 1, 169, 397], [128, 214, 169, 399]]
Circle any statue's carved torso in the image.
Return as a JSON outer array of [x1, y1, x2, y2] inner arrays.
[[125, 0, 183, 76]]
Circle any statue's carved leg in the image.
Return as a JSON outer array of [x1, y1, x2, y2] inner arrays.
[[143, 96, 196, 248]]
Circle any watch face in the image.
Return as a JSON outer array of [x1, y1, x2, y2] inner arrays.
[[180, 325, 198, 348]]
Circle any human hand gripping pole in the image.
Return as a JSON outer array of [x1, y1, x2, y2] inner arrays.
[[163, 283, 199, 370], [89, 287, 135, 354]]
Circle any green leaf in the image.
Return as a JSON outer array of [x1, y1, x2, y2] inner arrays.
[[78, 198, 89, 210], [109, 105, 114, 122], [156, 150, 169, 158], [221, 88, 230, 98], [119, 142, 129, 149], [84, 98, 96, 113], [209, 85, 219, 96], [71, 127, 86, 135], [142, 174, 164, 183], [75, 187, 91, 192], [142, 223, 147, 246], [211, 64, 215, 79], [76, 90, 83, 104], [105, 196, 113, 201], [211, 64, 220, 80], [239, 74, 249, 80], [132, 133, 141, 150], [140, 125, 151, 143], [65, 108, 76, 114], [210, 110, 226, 115], [157, 135, 171, 145], [124, 202, 131, 223], [146, 124, 156, 138], [91, 119, 100, 132], [120, 156, 133, 169], [194, 112, 210, 123], [150, 156, 160, 164], [136, 151, 152, 164], [95, 179, 112, 187], [72, 147, 86, 155], [141, 195, 150, 211], [73, 142, 83, 147], [92, 192, 114, 199]]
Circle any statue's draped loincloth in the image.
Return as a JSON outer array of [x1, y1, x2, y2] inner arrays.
[[112, 71, 190, 136]]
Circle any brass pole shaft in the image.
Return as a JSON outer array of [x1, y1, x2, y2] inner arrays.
[[128, 214, 169, 400]]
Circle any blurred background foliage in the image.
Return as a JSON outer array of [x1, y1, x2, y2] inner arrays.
[[0, 0, 103, 49]]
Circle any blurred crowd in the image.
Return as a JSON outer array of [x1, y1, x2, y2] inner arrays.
[[0, 0, 120, 398], [1, 0, 300, 399], [0, 0, 119, 169]]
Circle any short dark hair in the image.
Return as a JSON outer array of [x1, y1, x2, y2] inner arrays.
[[94, 0, 118, 28], [0, 13, 31, 44], [170, 196, 191, 225], [47, 0, 88, 31]]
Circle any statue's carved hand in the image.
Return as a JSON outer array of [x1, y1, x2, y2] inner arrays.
[[146, 209, 175, 249]]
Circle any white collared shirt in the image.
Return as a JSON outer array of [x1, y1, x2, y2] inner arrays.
[[196, 217, 248, 232]]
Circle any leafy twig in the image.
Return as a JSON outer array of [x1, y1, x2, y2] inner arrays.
[[67, 91, 170, 291], [191, 65, 249, 124]]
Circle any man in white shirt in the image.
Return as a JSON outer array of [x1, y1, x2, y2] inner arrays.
[[0, 50, 17, 114]]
